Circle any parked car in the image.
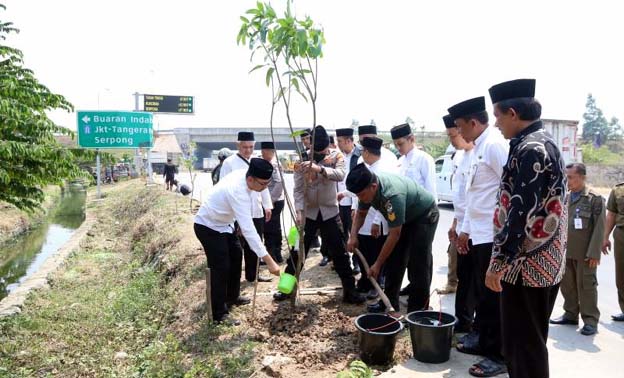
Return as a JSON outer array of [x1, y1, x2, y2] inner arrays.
[[435, 153, 454, 203]]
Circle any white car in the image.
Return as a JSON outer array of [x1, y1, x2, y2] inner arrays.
[[435, 153, 454, 203]]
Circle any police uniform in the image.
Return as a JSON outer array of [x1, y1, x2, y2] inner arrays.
[[348, 164, 439, 312], [194, 159, 274, 322], [607, 182, 624, 318], [557, 186, 605, 328]]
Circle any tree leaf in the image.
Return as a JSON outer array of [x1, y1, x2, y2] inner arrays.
[[249, 64, 266, 74], [265, 67, 275, 87]]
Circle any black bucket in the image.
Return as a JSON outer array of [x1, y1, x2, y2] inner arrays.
[[354, 313, 404, 366], [406, 310, 457, 363]]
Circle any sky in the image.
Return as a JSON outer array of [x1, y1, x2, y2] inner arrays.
[[2, 0, 623, 132]]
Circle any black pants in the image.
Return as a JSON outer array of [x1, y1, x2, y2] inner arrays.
[[264, 200, 284, 262], [501, 281, 560, 378], [356, 234, 387, 292], [384, 205, 439, 312], [285, 212, 355, 287], [194, 223, 242, 321], [455, 248, 477, 330], [240, 218, 264, 282], [471, 241, 502, 360], [340, 205, 360, 270]]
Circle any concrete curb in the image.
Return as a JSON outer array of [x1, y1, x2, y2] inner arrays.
[[0, 212, 95, 317]]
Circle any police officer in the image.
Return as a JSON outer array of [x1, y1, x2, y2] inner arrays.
[[194, 158, 281, 324], [347, 163, 439, 315], [273, 125, 365, 304], [603, 182, 624, 321], [550, 163, 605, 335]]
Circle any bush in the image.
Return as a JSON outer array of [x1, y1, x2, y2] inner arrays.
[[580, 143, 622, 165]]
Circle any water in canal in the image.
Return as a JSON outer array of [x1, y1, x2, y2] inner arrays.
[[0, 187, 86, 301]]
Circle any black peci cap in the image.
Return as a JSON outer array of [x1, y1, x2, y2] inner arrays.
[[312, 125, 330, 151], [247, 157, 273, 180], [447, 97, 486, 120], [358, 125, 377, 135], [300, 128, 311, 138], [238, 131, 255, 141], [336, 128, 354, 137], [361, 136, 383, 152], [260, 141, 275, 150], [489, 79, 536, 103], [443, 114, 456, 128], [390, 123, 412, 139], [346, 163, 375, 194]]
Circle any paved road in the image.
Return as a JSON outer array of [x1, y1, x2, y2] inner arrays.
[[171, 171, 624, 377]]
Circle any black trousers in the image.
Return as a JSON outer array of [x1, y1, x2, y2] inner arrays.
[[471, 241, 502, 360], [455, 248, 477, 330], [240, 217, 264, 282], [340, 205, 360, 270], [356, 234, 387, 292], [194, 223, 243, 321], [501, 281, 560, 378], [285, 212, 355, 287], [384, 205, 439, 312], [264, 200, 284, 262]]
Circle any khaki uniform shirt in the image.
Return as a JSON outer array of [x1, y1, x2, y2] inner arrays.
[[294, 149, 345, 221], [567, 186, 605, 260], [606, 183, 624, 228]]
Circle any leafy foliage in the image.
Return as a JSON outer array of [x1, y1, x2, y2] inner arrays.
[[582, 93, 622, 143], [336, 360, 374, 378], [0, 5, 85, 210], [579, 143, 622, 165]]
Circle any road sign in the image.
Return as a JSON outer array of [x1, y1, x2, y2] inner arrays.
[[143, 94, 194, 114], [77, 111, 153, 148]]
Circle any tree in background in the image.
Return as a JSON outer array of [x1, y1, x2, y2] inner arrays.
[[0, 5, 85, 211], [582, 93, 622, 146]]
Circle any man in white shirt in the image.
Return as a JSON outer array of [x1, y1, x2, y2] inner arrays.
[[443, 114, 476, 334], [390, 123, 436, 298], [194, 158, 280, 324], [261, 141, 285, 264], [357, 125, 396, 163], [336, 127, 361, 269], [353, 136, 398, 302], [220, 131, 273, 283], [449, 96, 509, 377]]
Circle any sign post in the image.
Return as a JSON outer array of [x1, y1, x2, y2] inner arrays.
[[96, 149, 101, 198], [143, 94, 194, 114]]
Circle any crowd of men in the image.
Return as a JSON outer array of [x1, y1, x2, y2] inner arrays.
[[192, 78, 624, 378]]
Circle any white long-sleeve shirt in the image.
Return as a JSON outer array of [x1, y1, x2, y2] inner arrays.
[[352, 149, 398, 236], [461, 126, 509, 245], [452, 149, 471, 227], [337, 148, 358, 206], [194, 170, 268, 257], [397, 147, 437, 199], [219, 153, 273, 218]]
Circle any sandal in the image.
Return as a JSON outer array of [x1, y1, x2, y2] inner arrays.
[[469, 358, 507, 377], [456, 336, 483, 356]]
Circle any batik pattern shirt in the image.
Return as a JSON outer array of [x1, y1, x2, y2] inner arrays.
[[489, 121, 568, 287]]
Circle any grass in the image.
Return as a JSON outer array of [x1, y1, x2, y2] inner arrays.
[[0, 181, 257, 378]]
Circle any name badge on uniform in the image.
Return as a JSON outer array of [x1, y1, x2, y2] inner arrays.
[[385, 201, 396, 222], [574, 208, 582, 229]]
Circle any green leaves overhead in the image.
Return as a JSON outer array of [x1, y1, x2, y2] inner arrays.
[[1, 5, 86, 211]]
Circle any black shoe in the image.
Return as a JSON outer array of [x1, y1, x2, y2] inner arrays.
[[549, 315, 578, 325], [611, 313, 624, 321], [580, 324, 597, 336], [227, 296, 251, 306], [319, 256, 329, 267], [343, 289, 366, 304], [399, 284, 411, 296], [215, 314, 241, 326], [257, 275, 273, 283], [367, 301, 387, 313], [273, 292, 291, 301]]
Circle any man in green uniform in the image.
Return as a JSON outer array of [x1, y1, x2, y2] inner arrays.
[[346, 163, 439, 314], [603, 181, 624, 321], [550, 163, 605, 335]]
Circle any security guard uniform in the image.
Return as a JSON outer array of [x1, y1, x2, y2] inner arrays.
[[560, 186, 605, 327], [607, 182, 624, 315]]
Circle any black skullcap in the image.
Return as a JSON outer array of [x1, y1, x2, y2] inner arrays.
[[346, 163, 375, 194], [390, 123, 411, 139], [312, 125, 330, 151], [248, 157, 273, 180], [238, 131, 255, 141], [300, 128, 311, 138], [489, 79, 536, 103], [336, 128, 354, 137], [179, 184, 191, 196], [329, 135, 335, 144], [361, 136, 383, 152], [260, 141, 275, 150], [447, 97, 486, 120], [358, 125, 377, 135], [443, 114, 455, 128]]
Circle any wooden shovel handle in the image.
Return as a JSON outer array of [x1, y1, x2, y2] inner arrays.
[[353, 248, 395, 313]]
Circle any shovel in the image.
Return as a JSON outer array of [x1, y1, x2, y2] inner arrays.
[[353, 248, 395, 313]]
